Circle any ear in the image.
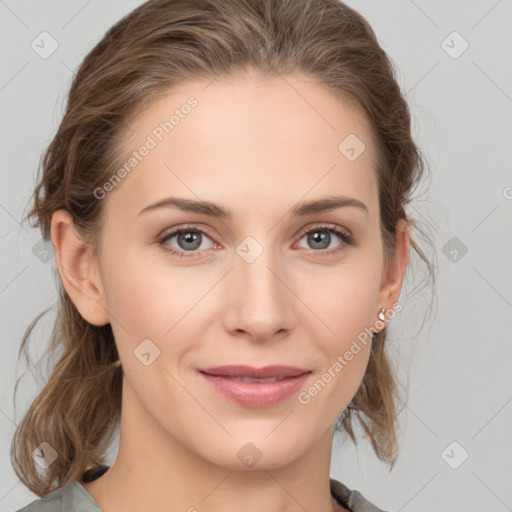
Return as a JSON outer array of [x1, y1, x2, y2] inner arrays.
[[377, 218, 409, 320], [50, 209, 110, 326]]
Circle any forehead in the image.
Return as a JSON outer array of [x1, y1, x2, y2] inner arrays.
[[106, 73, 379, 220]]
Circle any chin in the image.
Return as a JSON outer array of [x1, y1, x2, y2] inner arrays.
[[197, 435, 305, 472]]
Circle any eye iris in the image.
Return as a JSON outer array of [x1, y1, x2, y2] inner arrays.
[[308, 230, 330, 250], [178, 231, 202, 250]]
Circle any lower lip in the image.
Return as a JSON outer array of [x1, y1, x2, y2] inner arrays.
[[199, 371, 311, 408]]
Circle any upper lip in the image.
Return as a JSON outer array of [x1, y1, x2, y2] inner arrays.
[[199, 365, 311, 379]]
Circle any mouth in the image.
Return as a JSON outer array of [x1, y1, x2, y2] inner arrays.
[[198, 365, 312, 407], [210, 375, 294, 383], [199, 364, 311, 379]]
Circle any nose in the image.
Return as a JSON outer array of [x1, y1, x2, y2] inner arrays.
[[222, 243, 296, 342]]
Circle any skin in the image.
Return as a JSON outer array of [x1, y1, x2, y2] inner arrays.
[[51, 70, 409, 512]]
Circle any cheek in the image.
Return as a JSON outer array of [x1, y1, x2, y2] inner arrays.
[[302, 253, 381, 390], [304, 260, 382, 343], [98, 243, 163, 344], [101, 249, 212, 358], [305, 275, 377, 420]]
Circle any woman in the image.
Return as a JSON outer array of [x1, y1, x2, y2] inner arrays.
[[12, 0, 434, 511]]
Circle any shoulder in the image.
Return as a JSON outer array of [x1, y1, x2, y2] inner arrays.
[[15, 481, 101, 512], [17, 477, 385, 512], [330, 477, 390, 512]]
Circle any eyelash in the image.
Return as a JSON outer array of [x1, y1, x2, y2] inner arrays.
[[157, 223, 354, 260]]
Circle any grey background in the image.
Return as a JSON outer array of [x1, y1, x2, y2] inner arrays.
[[1, 1, 511, 511]]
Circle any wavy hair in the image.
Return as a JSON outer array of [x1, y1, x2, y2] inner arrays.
[[11, 0, 436, 496]]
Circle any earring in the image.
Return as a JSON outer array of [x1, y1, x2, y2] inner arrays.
[[377, 308, 386, 321]]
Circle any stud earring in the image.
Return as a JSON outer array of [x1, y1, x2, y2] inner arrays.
[[377, 308, 386, 321]]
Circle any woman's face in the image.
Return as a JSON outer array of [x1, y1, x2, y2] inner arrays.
[[84, 72, 406, 470]]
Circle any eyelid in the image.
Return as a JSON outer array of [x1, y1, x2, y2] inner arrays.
[[157, 223, 220, 251], [157, 223, 217, 242], [296, 222, 352, 241]]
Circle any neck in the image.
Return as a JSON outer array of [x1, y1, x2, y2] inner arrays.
[[81, 378, 348, 511]]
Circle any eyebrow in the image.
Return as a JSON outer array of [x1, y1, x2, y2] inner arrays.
[[138, 195, 369, 218]]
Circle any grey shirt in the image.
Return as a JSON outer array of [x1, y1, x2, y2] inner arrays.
[[16, 476, 388, 512]]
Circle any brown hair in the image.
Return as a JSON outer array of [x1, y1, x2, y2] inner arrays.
[[11, 0, 436, 496]]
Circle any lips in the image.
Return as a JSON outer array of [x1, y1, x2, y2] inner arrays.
[[199, 365, 311, 380], [198, 365, 312, 407]]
